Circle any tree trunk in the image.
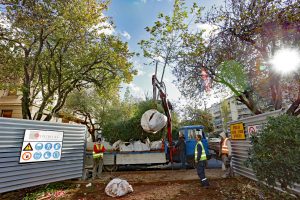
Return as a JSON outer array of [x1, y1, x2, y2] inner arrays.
[[34, 100, 48, 120], [89, 129, 96, 142], [43, 113, 53, 121], [21, 83, 32, 119], [269, 73, 282, 110], [286, 99, 300, 116], [237, 94, 263, 115]]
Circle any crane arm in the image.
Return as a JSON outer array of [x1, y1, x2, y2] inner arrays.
[[152, 74, 173, 163]]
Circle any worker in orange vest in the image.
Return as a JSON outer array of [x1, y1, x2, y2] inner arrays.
[[93, 136, 106, 180], [219, 132, 233, 178]]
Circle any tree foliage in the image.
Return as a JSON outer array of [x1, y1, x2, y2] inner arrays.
[[180, 105, 214, 133], [246, 115, 300, 196], [161, 0, 300, 116], [63, 87, 120, 141], [139, 0, 204, 81], [0, 0, 135, 120], [203, 0, 300, 115], [102, 100, 159, 143], [102, 99, 180, 143], [220, 99, 230, 132]]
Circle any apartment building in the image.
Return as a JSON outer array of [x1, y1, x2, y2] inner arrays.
[[0, 89, 83, 124], [0, 89, 22, 118], [207, 96, 253, 134]]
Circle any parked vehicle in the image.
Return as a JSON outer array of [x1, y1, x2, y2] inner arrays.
[[208, 137, 221, 157], [98, 125, 208, 171], [172, 125, 210, 167]]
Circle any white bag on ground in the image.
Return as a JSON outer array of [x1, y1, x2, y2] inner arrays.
[[141, 109, 167, 133], [105, 178, 133, 197]]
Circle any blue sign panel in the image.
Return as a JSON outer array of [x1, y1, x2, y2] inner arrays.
[[45, 143, 52, 150], [35, 143, 43, 151], [33, 152, 42, 160], [54, 143, 61, 150], [43, 151, 51, 159], [53, 151, 60, 159]]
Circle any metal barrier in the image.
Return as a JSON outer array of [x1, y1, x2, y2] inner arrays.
[[0, 117, 87, 193], [228, 110, 300, 195]]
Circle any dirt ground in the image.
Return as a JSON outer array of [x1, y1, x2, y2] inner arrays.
[[1, 169, 296, 200]]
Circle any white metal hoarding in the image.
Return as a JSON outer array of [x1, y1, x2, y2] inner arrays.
[[20, 130, 64, 163]]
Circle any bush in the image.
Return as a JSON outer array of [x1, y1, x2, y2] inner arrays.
[[102, 100, 166, 143], [246, 115, 300, 195]]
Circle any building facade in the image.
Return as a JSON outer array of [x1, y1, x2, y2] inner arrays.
[[208, 96, 253, 134], [0, 89, 83, 124]]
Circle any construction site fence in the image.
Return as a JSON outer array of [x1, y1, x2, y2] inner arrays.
[[227, 110, 300, 195], [0, 117, 87, 193]]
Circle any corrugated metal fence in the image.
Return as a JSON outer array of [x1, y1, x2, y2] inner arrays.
[[228, 110, 300, 195], [0, 117, 87, 193]]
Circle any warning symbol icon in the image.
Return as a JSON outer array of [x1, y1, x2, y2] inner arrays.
[[23, 143, 33, 151]]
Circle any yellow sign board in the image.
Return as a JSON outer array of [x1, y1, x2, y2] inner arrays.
[[230, 123, 245, 140]]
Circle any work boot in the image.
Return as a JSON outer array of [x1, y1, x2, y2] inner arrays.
[[201, 179, 210, 188]]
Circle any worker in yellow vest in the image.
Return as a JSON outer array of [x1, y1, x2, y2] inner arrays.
[[195, 134, 209, 187], [93, 136, 106, 180], [219, 132, 232, 178]]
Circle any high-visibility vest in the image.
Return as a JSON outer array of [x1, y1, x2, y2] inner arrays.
[[93, 144, 104, 158], [221, 138, 229, 154], [194, 141, 207, 161]]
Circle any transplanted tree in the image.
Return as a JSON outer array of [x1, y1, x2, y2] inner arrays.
[[139, 0, 204, 81], [0, 0, 135, 120]]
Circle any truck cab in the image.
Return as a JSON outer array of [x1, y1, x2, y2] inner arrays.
[[173, 125, 207, 166]]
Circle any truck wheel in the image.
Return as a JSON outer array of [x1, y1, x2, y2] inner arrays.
[[103, 165, 118, 172]]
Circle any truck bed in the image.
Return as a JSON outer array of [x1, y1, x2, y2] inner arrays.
[[104, 150, 167, 165]]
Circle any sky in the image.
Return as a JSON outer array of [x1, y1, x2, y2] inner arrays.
[[106, 0, 225, 107]]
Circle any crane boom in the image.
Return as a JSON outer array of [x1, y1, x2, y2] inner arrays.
[[152, 74, 173, 163]]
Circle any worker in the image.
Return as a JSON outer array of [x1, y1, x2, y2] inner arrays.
[[93, 136, 106, 180], [219, 132, 233, 178], [195, 134, 209, 187], [175, 132, 186, 169]]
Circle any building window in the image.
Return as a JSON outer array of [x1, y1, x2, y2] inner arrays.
[[1, 110, 13, 118]]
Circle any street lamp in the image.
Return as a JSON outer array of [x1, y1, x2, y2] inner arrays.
[[270, 48, 300, 74]]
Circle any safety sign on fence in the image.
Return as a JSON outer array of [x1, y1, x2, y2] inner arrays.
[[230, 122, 245, 140], [19, 130, 64, 163]]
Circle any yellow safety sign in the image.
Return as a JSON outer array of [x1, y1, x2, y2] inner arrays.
[[23, 143, 33, 151], [230, 123, 245, 140]]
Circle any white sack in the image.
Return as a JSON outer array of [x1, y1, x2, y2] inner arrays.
[[150, 141, 162, 150], [141, 109, 167, 133], [133, 140, 150, 151], [112, 140, 122, 150], [120, 143, 134, 152], [105, 178, 133, 197]]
